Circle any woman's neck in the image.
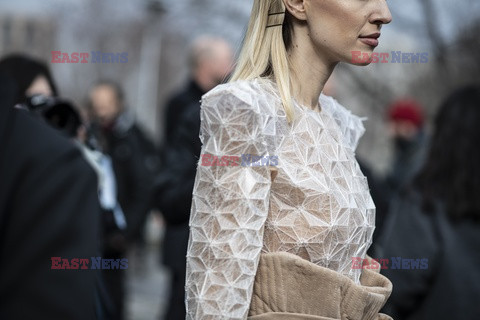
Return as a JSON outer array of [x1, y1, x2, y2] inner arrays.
[[287, 32, 337, 111]]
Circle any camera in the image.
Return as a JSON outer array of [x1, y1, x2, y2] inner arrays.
[[20, 94, 82, 138]]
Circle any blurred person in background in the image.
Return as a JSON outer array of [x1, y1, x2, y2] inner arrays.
[[370, 99, 428, 245], [88, 80, 158, 320], [153, 36, 234, 320], [0, 54, 58, 104], [162, 36, 234, 144], [74, 110, 128, 268], [377, 85, 480, 319], [0, 66, 100, 319], [88, 80, 158, 245], [385, 99, 427, 194]]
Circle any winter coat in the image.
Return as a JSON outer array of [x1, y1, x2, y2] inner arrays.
[[249, 252, 393, 320], [93, 111, 158, 243], [154, 80, 204, 226], [0, 106, 100, 320]]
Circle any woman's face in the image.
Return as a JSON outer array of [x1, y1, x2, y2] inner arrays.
[[302, 0, 392, 65], [26, 75, 54, 97]]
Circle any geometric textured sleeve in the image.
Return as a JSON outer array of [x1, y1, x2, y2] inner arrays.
[[185, 85, 272, 320]]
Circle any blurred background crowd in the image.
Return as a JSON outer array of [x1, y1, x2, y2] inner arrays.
[[0, 0, 479, 319]]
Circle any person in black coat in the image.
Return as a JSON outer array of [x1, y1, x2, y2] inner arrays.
[[0, 73, 101, 320], [376, 86, 480, 320], [88, 80, 158, 320], [154, 36, 233, 320], [88, 80, 158, 244], [385, 99, 428, 194]]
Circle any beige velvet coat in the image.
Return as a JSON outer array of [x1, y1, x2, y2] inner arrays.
[[249, 252, 392, 319]]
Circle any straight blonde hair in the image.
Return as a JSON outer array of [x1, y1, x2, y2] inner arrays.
[[230, 0, 295, 123]]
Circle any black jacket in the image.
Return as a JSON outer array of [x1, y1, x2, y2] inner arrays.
[[0, 105, 101, 319], [377, 190, 480, 320], [386, 132, 428, 194], [163, 80, 204, 146], [155, 80, 204, 226]]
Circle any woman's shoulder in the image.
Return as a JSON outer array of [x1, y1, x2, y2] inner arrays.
[[201, 78, 279, 115], [319, 94, 366, 150]]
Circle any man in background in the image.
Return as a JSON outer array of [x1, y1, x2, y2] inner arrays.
[[89, 81, 158, 244], [154, 36, 233, 320], [88, 81, 158, 320]]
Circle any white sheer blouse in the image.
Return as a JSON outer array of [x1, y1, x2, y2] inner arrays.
[[185, 78, 376, 319]]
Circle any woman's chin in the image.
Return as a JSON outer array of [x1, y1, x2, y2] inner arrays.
[[345, 50, 374, 66], [352, 60, 372, 67], [345, 57, 372, 67]]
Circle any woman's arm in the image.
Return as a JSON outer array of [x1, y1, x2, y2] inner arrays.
[[185, 86, 272, 320]]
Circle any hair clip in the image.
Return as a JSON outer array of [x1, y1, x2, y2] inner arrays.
[[266, 23, 284, 28], [267, 11, 285, 28]]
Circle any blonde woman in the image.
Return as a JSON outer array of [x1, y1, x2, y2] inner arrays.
[[185, 0, 393, 319]]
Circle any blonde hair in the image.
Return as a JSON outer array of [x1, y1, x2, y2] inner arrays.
[[230, 0, 294, 122]]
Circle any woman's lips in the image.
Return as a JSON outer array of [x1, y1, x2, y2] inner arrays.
[[359, 33, 381, 48], [359, 38, 379, 47]]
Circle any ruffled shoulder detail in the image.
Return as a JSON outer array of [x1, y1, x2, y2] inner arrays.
[[319, 94, 366, 151], [202, 80, 367, 151], [203, 79, 280, 115], [202, 80, 262, 112]]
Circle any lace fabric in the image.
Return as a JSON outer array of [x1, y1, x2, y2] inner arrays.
[[185, 78, 375, 319]]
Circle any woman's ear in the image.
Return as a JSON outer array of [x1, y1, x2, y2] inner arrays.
[[283, 0, 307, 21]]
